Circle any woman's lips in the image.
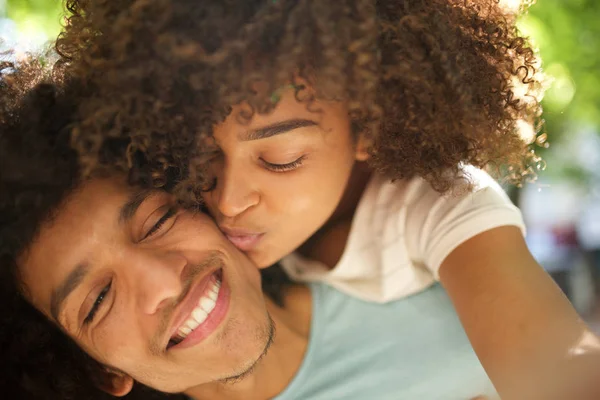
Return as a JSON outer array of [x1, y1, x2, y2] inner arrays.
[[225, 233, 265, 251], [220, 227, 265, 251]]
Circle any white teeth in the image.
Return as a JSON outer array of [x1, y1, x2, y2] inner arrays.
[[186, 318, 200, 331], [192, 307, 208, 324], [180, 326, 192, 336], [174, 274, 222, 341], [200, 297, 216, 313]]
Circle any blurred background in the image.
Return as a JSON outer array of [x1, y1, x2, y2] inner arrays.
[[2, 0, 600, 329]]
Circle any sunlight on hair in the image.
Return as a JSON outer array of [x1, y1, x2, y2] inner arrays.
[[515, 119, 536, 143], [499, 0, 522, 12], [499, 0, 536, 13]]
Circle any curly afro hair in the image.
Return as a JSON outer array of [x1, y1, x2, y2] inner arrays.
[[0, 56, 291, 399], [0, 60, 188, 399], [56, 0, 545, 204]]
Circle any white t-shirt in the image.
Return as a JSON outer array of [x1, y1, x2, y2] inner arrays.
[[280, 166, 526, 303]]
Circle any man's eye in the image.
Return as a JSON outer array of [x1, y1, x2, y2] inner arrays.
[[143, 207, 177, 239], [84, 281, 112, 325], [262, 155, 306, 172]]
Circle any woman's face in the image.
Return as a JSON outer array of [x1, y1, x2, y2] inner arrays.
[[202, 87, 369, 267]]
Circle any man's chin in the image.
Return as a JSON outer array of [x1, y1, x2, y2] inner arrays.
[[218, 313, 276, 385]]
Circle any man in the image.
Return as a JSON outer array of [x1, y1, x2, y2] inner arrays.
[[0, 62, 508, 400]]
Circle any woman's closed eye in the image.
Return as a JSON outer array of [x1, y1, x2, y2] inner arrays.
[[261, 155, 306, 172]]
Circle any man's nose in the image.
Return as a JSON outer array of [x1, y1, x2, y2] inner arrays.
[[214, 163, 260, 218], [127, 250, 187, 315]]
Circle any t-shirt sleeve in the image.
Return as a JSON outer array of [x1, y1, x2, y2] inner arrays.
[[403, 166, 526, 279]]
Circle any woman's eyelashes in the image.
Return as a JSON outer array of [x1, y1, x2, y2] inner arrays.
[[84, 281, 112, 325], [202, 154, 307, 193], [261, 155, 306, 172], [143, 206, 178, 240]]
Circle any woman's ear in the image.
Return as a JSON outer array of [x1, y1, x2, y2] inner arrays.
[[354, 134, 372, 161], [98, 367, 134, 397]]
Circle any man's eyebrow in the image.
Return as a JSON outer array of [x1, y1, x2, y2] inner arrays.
[[239, 119, 318, 142], [119, 190, 153, 224], [50, 263, 90, 322]]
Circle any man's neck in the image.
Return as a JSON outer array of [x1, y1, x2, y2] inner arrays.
[[186, 285, 312, 400]]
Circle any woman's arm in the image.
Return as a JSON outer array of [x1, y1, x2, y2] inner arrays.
[[439, 226, 600, 399]]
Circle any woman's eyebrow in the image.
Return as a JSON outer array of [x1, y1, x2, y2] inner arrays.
[[239, 119, 317, 142]]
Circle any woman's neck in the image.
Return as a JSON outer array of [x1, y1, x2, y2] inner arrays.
[[298, 161, 372, 268], [329, 160, 372, 225]]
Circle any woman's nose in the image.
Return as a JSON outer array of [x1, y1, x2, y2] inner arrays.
[[214, 165, 260, 218]]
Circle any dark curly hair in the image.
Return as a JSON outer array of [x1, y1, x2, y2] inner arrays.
[[56, 0, 545, 203], [0, 56, 291, 400], [0, 60, 188, 399]]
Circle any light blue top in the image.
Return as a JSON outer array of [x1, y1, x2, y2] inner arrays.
[[274, 282, 498, 400]]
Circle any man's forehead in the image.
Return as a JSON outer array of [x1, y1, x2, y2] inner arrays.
[[48, 177, 130, 218], [61, 178, 161, 223]]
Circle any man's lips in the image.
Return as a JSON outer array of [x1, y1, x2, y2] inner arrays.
[[167, 269, 230, 351], [220, 226, 265, 251], [166, 268, 220, 347]]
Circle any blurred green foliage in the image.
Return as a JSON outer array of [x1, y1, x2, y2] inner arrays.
[[519, 0, 600, 180], [523, 0, 600, 127], [3, 0, 63, 41]]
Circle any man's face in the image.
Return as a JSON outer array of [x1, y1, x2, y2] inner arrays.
[[19, 177, 273, 394]]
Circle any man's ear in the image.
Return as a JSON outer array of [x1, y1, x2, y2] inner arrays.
[[354, 134, 372, 161], [98, 367, 134, 397]]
